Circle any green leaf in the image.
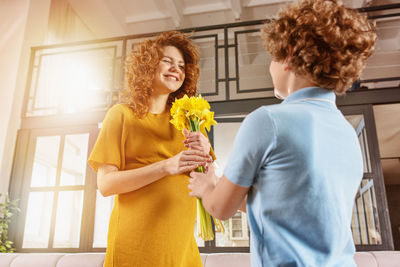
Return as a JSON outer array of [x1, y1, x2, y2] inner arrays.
[[0, 194, 19, 253]]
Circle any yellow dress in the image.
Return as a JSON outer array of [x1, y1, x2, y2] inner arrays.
[[88, 104, 204, 267]]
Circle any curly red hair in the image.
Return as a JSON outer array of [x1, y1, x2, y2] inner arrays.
[[124, 31, 200, 117], [261, 0, 376, 94]]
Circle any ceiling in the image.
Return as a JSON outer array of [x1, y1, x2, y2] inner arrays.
[[67, 0, 400, 37], [66, 0, 400, 82]]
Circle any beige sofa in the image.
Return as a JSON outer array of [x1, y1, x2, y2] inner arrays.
[[0, 251, 399, 267]]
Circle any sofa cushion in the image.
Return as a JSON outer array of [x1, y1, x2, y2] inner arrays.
[[354, 252, 378, 267], [1, 251, 399, 267], [370, 251, 400, 267], [203, 252, 386, 267], [201, 254, 207, 266], [204, 253, 251, 267], [55, 253, 104, 267], [7, 254, 64, 267], [0, 253, 19, 267]]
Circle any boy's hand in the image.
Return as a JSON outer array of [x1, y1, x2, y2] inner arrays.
[[188, 165, 217, 198]]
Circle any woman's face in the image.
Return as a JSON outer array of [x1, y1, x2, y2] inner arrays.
[[153, 45, 186, 94], [269, 60, 289, 99]]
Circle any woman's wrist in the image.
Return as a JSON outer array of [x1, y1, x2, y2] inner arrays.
[[162, 157, 173, 176]]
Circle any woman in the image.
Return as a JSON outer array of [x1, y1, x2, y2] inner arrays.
[[88, 31, 212, 267], [188, 0, 376, 266]]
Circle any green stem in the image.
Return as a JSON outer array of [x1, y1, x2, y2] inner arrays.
[[188, 117, 223, 241], [195, 165, 204, 173], [188, 118, 200, 132]]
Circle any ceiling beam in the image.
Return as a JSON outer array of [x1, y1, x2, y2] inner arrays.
[[68, 0, 127, 37], [163, 0, 183, 28], [125, 11, 168, 24], [183, 2, 230, 15], [230, 0, 242, 20], [245, 0, 290, 7]]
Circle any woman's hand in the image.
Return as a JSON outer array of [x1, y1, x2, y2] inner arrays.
[[183, 129, 211, 154], [165, 149, 212, 176]]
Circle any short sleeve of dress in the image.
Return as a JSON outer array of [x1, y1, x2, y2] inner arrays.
[[224, 107, 276, 187], [88, 104, 126, 172]]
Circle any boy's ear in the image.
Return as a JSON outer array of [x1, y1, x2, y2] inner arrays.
[[283, 63, 291, 71], [283, 59, 292, 71]]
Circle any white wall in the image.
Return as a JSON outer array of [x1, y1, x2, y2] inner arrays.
[[0, 0, 52, 196]]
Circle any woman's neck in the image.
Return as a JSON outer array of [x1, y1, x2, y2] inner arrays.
[[149, 93, 169, 114]]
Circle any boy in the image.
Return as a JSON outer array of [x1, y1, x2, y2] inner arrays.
[[188, 0, 376, 266]]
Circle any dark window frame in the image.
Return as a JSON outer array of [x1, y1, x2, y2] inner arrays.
[[339, 104, 394, 251]]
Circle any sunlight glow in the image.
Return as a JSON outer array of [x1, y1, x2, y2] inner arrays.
[[32, 48, 114, 116]]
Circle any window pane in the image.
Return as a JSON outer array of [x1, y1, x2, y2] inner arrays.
[[194, 220, 205, 247], [213, 122, 242, 174], [60, 133, 89, 186], [345, 115, 372, 173], [28, 47, 116, 116], [237, 31, 273, 92], [351, 179, 382, 245], [93, 190, 114, 248], [53, 191, 84, 248], [31, 136, 60, 187], [216, 212, 250, 247], [22, 192, 54, 248], [213, 121, 250, 247], [194, 36, 217, 95]]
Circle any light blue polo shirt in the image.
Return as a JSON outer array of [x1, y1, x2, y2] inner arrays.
[[224, 87, 363, 267]]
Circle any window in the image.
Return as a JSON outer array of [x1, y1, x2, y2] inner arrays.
[[10, 127, 98, 252], [212, 119, 249, 251], [341, 105, 394, 250]]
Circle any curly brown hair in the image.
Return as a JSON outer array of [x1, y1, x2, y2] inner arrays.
[[261, 0, 376, 94], [124, 31, 200, 117]]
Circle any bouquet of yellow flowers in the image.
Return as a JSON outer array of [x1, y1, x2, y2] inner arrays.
[[170, 94, 224, 241]]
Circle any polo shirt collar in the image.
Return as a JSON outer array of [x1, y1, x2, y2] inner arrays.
[[282, 87, 336, 108]]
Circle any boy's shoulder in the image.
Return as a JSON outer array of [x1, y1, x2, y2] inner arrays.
[[249, 103, 312, 129], [244, 105, 281, 128], [252, 104, 281, 114], [251, 103, 295, 117]]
